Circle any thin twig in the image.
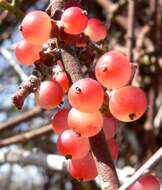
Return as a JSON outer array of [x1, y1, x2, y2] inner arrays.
[[144, 88, 155, 130], [154, 103, 162, 128], [0, 47, 27, 81], [132, 25, 151, 86], [127, 0, 135, 61], [12, 74, 41, 109]]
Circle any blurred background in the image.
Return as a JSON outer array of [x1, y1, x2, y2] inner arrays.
[[0, 0, 162, 189]]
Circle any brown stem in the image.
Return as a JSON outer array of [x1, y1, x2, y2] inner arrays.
[[63, 51, 121, 189], [61, 45, 83, 82], [46, 0, 66, 19], [48, 1, 120, 189], [12, 75, 41, 109], [89, 131, 120, 190], [66, 22, 119, 190]]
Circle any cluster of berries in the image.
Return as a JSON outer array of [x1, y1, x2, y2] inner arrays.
[[13, 6, 158, 184], [15, 7, 107, 65]]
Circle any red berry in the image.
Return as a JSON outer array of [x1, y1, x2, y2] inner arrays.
[[36, 81, 63, 110], [103, 117, 117, 139], [68, 78, 104, 113], [21, 11, 52, 45], [107, 138, 119, 161], [129, 175, 160, 190], [68, 108, 103, 137], [15, 40, 42, 65], [109, 86, 147, 122], [95, 51, 132, 89], [68, 152, 98, 181], [60, 7, 88, 35], [84, 18, 107, 42], [52, 71, 69, 93], [129, 182, 144, 190], [57, 129, 90, 160], [139, 175, 160, 190], [52, 108, 69, 135]]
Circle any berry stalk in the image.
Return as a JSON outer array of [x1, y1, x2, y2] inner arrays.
[[48, 1, 120, 189]]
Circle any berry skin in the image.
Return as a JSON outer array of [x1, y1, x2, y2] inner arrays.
[[68, 78, 104, 113], [52, 108, 69, 135], [15, 40, 42, 65], [21, 11, 52, 45], [107, 138, 119, 161], [68, 152, 98, 181], [129, 182, 144, 190], [52, 71, 69, 93], [95, 51, 132, 89], [60, 7, 88, 35], [103, 117, 117, 139], [84, 18, 107, 42], [109, 86, 147, 122], [129, 175, 160, 190], [36, 81, 63, 110], [57, 129, 90, 160], [68, 108, 103, 137], [139, 175, 160, 190]]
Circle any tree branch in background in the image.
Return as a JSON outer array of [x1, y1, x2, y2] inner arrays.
[[95, 0, 113, 21], [0, 148, 140, 187], [0, 47, 27, 81], [154, 103, 162, 128], [144, 0, 160, 130], [127, 0, 135, 61], [0, 106, 43, 132], [0, 149, 66, 171], [11, 0, 20, 7], [144, 88, 155, 130], [126, 0, 137, 85], [0, 0, 23, 18], [0, 124, 52, 148], [132, 25, 150, 86], [96, 0, 128, 29], [0, 145, 161, 190]]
